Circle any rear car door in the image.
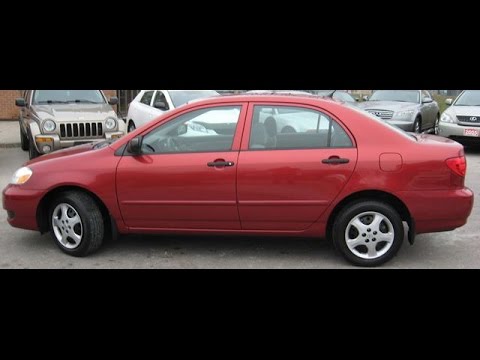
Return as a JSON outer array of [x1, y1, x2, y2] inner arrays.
[[237, 103, 358, 231]]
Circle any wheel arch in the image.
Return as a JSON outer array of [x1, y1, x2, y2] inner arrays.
[[36, 185, 115, 236], [326, 190, 413, 243]]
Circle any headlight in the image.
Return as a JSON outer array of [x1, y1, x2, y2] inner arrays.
[[394, 110, 414, 119], [10, 167, 33, 185], [43, 120, 56, 132], [105, 118, 117, 130], [440, 112, 456, 123]]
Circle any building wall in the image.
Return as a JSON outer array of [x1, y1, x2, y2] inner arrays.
[[0, 90, 21, 120], [0, 90, 117, 120]]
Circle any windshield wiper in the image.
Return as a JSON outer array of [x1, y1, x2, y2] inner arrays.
[[70, 99, 103, 104], [37, 100, 69, 104]]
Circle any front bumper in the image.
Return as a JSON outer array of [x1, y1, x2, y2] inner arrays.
[[32, 132, 125, 155], [2, 184, 45, 231], [438, 122, 480, 143]]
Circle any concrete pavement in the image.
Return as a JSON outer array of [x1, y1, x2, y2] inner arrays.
[[0, 120, 21, 148]]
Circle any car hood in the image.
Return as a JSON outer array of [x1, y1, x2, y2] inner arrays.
[[446, 105, 480, 117], [357, 101, 419, 111], [26, 141, 108, 166], [32, 103, 117, 122]]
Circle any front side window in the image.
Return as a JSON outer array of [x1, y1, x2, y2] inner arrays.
[[249, 105, 353, 150], [141, 106, 241, 154], [32, 90, 105, 104], [140, 91, 154, 105]]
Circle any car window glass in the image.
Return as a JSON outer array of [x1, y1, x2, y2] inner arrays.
[[142, 106, 241, 154], [140, 91, 155, 106], [333, 92, 355, 103], [249, 105, 353, 150], [32, 90, 105, 104], [153, 91, 169, 110]]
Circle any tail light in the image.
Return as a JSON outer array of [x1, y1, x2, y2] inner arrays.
[[446, 156, 466, 177]]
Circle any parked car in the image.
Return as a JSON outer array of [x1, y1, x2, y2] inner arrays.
[[16, 90, 125, 160], [126, 90, 219, 132], [357, 90, 440, 133], [437, 90, 480, 144], [3, 94, 473, 267], [313, 90, 358, 105]]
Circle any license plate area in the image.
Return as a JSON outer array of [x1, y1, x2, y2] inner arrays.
[[464, 128, 479, 137]]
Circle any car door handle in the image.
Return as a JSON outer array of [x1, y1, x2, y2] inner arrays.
[[322, 157, 350, 165], [207, 161, 235, 167]]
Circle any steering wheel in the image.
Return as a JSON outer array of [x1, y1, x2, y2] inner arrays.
[[166, 137, 181, 152]]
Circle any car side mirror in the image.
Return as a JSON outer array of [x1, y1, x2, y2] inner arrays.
[[108, 96, 119, 105], [127, 136, 143, 155], [154, 101, 168, 110], [362, 95, 369, 101], [422, 97, 433, 104], [15, 98, 26, 107], [445, 98, 453, 106]]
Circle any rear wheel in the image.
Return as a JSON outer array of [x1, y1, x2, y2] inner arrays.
[[49, 191, 104, 257], [332, 200, 404, 267]]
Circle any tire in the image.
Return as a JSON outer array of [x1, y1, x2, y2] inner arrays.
[[49, 191, 105, 257], [128, 120, 136, 133], [434, 114, 440, 135], [332, 200, 404, 267], [20, 124, 29, 151], [413, 117, 421, 134], [28, 132, 40, 160]]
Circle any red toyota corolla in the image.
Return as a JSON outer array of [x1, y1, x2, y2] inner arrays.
[[2, 94, 474, 266]]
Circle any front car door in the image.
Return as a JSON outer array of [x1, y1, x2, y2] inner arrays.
[[116, 103, 247, 231], [237, 103, 358, 231]]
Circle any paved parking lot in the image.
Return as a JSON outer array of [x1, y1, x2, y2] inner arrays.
[[1, 146, 479, 269]]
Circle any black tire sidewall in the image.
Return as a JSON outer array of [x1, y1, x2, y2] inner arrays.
[[333, 201, 404, 267], [20, 124, 29, 151], [48, 192, 104, 257]]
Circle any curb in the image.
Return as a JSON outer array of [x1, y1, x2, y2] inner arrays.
[[0, 143, 21, 149]]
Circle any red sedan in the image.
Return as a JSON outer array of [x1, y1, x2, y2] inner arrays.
[[2, 94, 474, 266]]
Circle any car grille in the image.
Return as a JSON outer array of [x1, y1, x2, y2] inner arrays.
[[60, 122, 104, 139], [366, 109, 394, 120], [457, 115, 480, 125]]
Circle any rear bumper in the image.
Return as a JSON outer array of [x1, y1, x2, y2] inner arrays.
[[397, 187, 474, 234], [2, 185, 45, 231]]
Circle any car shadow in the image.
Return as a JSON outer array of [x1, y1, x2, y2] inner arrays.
[[100, 233, 344, 268], [464, 144, 480, 154]]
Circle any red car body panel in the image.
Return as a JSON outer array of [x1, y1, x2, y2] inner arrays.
[[2, 95, 474, 240]]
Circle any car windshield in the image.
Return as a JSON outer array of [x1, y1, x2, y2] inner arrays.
[[168, 90, 219, 108], [454, 90, 480, 106], [33, 90, 105, 104], [369, 90, 420, 103]]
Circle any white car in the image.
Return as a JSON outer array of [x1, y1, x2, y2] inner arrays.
[[126, 90, 219, 132]]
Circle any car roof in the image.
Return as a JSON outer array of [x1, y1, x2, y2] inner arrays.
[[189, 92, 339, 105]]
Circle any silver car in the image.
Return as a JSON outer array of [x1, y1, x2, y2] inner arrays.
[[357, 90, 440, 133], [438, 90, 480, 144], [16, 90, 126, 159]]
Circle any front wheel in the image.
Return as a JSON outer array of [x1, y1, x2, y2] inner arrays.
[[49, 191, 105, 257], [332, 200, 404, 267], [128, 120, 136, 133], [434, 114, 440, 135], [20, 124, 29, 151], [28, 132, 40, 159], [413, 117, 421, 134]]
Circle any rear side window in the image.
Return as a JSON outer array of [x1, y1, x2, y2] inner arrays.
[[249, 105, 353, 150], [140, 91, 154, 105]]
